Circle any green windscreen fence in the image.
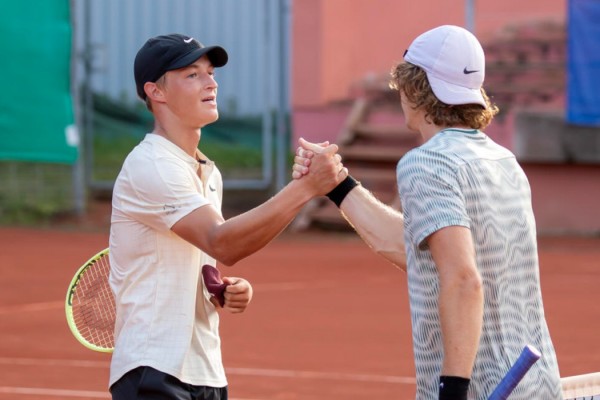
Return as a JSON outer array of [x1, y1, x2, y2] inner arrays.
[[0, 0, 77, 164]]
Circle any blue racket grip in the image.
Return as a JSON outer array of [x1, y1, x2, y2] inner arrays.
[[488, 345, 541, 400]]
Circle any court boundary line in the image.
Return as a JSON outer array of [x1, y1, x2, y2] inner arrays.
[[0, 301, 63, 314], [0, 386, 109, 398], [0, 277, 385, 315], [0, 282, 333, 316], [0, 386, 260, 400], [227, 366, 415, 384], [0, 357, 416, 385]]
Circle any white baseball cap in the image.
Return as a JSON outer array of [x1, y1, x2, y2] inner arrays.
[[404, 25, 486, 107]]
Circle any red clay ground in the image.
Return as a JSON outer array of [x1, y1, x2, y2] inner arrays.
[[0, 226, 598, 399]]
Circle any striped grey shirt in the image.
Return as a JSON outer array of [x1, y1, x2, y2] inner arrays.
[[397, 129, 562, 399]]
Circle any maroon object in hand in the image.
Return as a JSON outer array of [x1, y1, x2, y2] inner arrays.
[[201, 265, 227, 307]]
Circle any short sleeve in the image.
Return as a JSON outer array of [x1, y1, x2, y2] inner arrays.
[[115, 154, 209, 231], [397, 149, 471, 249]]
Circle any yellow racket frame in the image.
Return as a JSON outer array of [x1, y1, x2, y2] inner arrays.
[[65, 248, 114, 353]]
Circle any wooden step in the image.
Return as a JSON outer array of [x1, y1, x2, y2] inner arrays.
[[345, 167, 397, 193], [304, 202, 348, 229], [353, 123, 420, 142], [340, 144, 413, 163]]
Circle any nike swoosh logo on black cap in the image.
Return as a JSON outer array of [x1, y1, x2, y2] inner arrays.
[[463, 67, 479, 74]]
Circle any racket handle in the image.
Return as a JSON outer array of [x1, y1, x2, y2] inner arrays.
[[488, 345, 541, 400]]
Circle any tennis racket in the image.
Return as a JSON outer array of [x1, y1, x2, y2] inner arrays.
[[65, 248, 228, 353], [488, 344, 541, 400], [65, 248, 115, 353]]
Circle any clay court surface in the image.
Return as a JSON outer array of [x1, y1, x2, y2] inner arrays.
[[0, 226, 598, 399]]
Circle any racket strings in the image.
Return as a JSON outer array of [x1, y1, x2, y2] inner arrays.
[[71, 255, 115, 349]]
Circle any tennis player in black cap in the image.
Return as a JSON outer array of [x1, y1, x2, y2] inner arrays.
[[108, 34, 347, 400]]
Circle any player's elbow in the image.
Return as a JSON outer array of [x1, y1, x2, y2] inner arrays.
[[462, 268, 483, 293], [463, 273, 483, 302], [217, 254, 240, 267], [203, 229, 242, 266], [210, 239, 242, 266], [443, 267, 483, 299]]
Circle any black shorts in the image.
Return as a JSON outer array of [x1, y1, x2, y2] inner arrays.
[[111, 366, 228, 400]]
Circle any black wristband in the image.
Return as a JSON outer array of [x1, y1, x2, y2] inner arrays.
[[326, 175, 359, 207], [439, 376, 470, 400]]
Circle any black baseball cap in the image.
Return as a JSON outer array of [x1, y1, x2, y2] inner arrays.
[[134, 33, 228, 100]]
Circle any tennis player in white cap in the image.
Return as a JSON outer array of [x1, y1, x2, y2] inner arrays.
[[294, 25, 563, 400]]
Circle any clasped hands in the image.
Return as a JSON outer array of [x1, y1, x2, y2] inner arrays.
[[292, 138, 347, 194]]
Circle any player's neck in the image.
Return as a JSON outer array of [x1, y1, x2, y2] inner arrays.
[[421, 124, 475, 142], [153, 120, 201, 158], [419, 122, 445, 142]]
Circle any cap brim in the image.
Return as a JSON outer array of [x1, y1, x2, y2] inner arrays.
[[167, 46, 228, 71], [428, 74, 486, 108]]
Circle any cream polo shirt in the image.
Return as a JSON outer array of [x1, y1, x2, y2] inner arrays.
[[108, 133, 226, 388]]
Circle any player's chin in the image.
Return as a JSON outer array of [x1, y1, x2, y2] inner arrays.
[[197, 110, 219, 127]]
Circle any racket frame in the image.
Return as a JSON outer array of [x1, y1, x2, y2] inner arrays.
[[65, 248, 114, 353]]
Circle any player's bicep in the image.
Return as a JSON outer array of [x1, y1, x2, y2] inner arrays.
[[428, 225, 477, 280], [171, 203, 225, 256]]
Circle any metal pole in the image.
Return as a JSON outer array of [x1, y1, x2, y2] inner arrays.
[[70, 0, 86, 215], [262, 0, 274, 190], [466, 0, 476, 33], [222, 0, 274, 191], [274, 0, 290, 191], [83, 0, 94, 191]]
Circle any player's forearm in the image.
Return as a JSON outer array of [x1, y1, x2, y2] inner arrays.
[[439, 271, 483, 377], [339, 186, 407, 270], [215, 180, 312, 265]]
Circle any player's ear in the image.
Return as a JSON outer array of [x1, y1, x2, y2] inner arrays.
[[144, 81, 166, 104]]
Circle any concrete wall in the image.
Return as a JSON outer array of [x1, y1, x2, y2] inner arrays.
[[515, 110, 600, 235], [291, 0, 566, 109], [524, 163, 600, 235], [515, 110, 600, 164], [289, 1, 600, 235]]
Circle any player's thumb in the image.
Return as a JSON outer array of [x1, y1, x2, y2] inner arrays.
[[299, 137, 330, 154], [320, 142, 339, 156], [222, 276, 239, 287]]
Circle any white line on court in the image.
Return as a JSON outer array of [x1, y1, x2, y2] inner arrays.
[[0, 386, 109, 398], [0, 357, 415, 384], [0, 280, 337, 315], [0, 300, 63, 314], [0, 357, 108, 369], [227, 367, 415, 384], [0, 386, 259, 400]]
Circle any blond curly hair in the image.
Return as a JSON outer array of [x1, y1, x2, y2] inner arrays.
[[389, 62, 499, 129]]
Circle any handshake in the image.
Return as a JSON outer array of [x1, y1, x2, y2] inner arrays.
[[290, 138, 358, 207]]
